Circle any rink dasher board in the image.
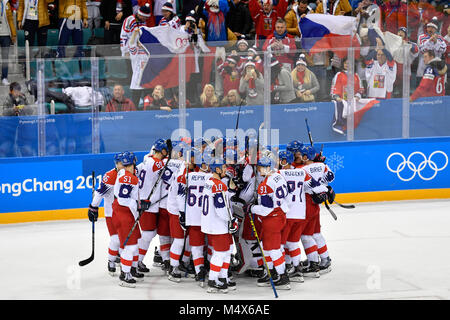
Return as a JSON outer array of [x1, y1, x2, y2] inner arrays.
[[0, 136, 449, 223]]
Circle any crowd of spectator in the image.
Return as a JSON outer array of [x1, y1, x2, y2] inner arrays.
[[1, 0, 449, 116]]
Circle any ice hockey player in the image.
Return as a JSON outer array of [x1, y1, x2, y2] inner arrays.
[[279, 149, 306, 283], [111, 151, 142, 287], [286, 140, 304, 169], [88, 152, 124, 276], [164, 141, 194, 282], [136, 139, 169, 274], [244, 155, 291, 290], [300, 145, 335, 277], [177, 148, 212, 287], [202, 160, 238, 293]]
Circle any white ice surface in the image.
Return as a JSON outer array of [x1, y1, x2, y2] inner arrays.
[[1, 199, 450, 300]]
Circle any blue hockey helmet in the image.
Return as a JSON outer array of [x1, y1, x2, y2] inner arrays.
[[114, 152, 123, 163], [301, 145, 316, 161], [121, 151, 137, 166], [257, 155, 274, 167], [286, 140, 303, 154], [153, 139, 168, 153], [278, 150, 294, 164]]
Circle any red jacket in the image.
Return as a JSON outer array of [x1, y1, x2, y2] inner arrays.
[[410, 58, 447, 101], [105, 98, 136, 112], [379, 1, 407, 35], [248, 0, 288, 40], [262, 33, 296, 66]]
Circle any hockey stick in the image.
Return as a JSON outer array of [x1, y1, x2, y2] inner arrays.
[[324, 200, 338, 220], [333, 200, 355, 209], [305, 118, 314, 147], [122, 139, 173, 248], [79, 171, 96, 266], [247, 212, 279, 298]]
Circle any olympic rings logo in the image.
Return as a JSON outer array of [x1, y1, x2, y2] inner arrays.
[[386, 151, 448, 181], [175, 37, 189, 48]]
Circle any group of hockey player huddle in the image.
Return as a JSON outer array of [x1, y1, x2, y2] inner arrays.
[[87, 135, 336, 294]]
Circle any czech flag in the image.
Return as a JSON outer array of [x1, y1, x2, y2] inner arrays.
[[138, 26, 210, 89], [299, 14, 360, 59]]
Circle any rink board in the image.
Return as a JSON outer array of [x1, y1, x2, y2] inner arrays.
[[0, 137, 449, 223]]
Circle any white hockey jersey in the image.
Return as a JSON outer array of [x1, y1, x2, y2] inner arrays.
[[176, 170, 213, 227], [201, 177, 231, 235], [252, 171, 290, 217], [302, 162, 335, 195], [91, 168, 117, 218], [136, 155, 165, 213], [365, 58, 397, 99], [280, 168, 307, 220], [114, 169, 140, 219], [127, 29, 149, 90], [160, 158, 184, 210]]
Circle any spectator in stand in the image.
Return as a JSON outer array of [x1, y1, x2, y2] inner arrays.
[[262, 18, 296, 71], [314, 0, 352, 15], [120, 4, 151, 57], [392, 27, 419, 98], [408, 0, 444, 43], [270, 57, 296, 104], [226, 0, 253, 40], [239, 60, 264, 105], [377, 0, 407, 35], [87, 0, 102, 30], [285, 0, 311, 38], [291, 55, 320, 102], [159, 1, 181, 29], [354, 0, 382, 30], [365, 46, 397, 99], [233, 37, 250, 72], [198, 0, 235, 44], [410, 49, 447, 101], [246, 46, 263, 73], [248, 0, 289, 48], [444, 22, 450, 95], [0, 0, 16, 86], [181, 0, 201, 23], [218, 55, 241, 100], [417, 18, 447, 82], [221, 89, 244, 106], [57, 0, 89, 58], [143, 85, 173, 111], [138, 0, 156, 26], [101, 0, 133, 45], [200, 83, 220, 107], [17, 0, 52, 49], [2, 82, 33, 116], [105, 84, 137, 112]]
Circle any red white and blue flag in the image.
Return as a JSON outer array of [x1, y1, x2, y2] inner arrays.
[[299, 14, 360, 59], [138, 26, 211, 89]]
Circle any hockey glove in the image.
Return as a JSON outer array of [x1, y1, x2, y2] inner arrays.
[[311, 192, 327, 204], [179, 211, 186, 231], [87, 204, 98, 222], [140, 200, 151, 211], [326, 186, 336, 204], [228, 217, 239, 234], [314, 154, 326, 163]]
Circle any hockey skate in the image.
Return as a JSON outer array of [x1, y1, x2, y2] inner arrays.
[[289, 265, 305, 283], [119, 271, 136, 288], [161, 260, 170, 275], [130, 267, 145, 282], [168, 266, 182, 283], [137, 261, 150, 275], [245, 266, 265, 278], [153, 247, 163, 267], [285, 263, 295, 275], [195, 266, 207, 288], [108, 261, 117, 277], [274, 272, 291, 290], [178, 260, 196, 278], [220, 277, 236, 291], [301, 261, 321, 278], [207, 279, 228, 294], [319, 257, 332, 275], [257, 268, 279, 287]]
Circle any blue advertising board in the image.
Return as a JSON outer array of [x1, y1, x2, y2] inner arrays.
[[0, 137, 449, 216]]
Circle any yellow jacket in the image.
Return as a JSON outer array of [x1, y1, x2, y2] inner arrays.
[[58, 0, 88, 20], [3, 2, 17, 39], [285, 9, 301, 37], [314, 0, 352, 15], [18, 0, 53, 28]]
